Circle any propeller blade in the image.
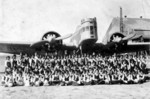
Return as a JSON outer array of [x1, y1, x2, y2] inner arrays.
[[122, 33, 136, 41], [55, 34, 72, 40], [30, 40, 49, 48], [134, 29, 150, 31], [43, 37, 47, 40], [130, 34, 142, 40]]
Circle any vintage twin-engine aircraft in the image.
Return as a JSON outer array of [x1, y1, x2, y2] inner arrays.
[[0, 18, 99, 54], [0, 7, 150, 55]]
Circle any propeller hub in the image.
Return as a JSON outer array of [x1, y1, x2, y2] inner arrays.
[[43, 33, 56, 43]]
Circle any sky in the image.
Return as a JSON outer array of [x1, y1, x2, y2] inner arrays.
[[0, 0, 150, 43]]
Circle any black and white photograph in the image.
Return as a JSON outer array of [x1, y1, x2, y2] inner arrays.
[[0, 0, 150, 99]]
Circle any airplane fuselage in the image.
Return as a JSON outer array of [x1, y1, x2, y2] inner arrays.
[[70, 18, 98, 51]]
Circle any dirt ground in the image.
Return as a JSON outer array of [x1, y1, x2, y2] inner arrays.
[[0, 82, 150, 99]]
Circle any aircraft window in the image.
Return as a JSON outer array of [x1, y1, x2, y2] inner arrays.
[[86, 26, 89, 30], [79, 28, 82, 33], [80, 29, 82, 33], [90, 26, 93, 31], [83, 27, 85, 32], [91, 31, 94, 34], [91, 35, 94, 38], [90, 26, 94, 34]]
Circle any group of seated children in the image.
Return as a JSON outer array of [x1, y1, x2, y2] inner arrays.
[[1, 53, 148, 87]]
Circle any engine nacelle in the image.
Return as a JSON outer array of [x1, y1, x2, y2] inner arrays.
[[109, 32, 125, 42], [107, 32, 128, 52], [41, 31, 62, 52]]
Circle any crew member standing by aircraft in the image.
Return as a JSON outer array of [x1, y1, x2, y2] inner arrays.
[[5, 56, 11, 68], [11, 55, 18, 69]]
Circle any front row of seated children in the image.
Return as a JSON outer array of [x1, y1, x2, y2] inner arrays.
[[1, 69, 147, 87]]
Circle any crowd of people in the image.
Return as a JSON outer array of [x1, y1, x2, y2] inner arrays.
[[1, 52, 149, 87]]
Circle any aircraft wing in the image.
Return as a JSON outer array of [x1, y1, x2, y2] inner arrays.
[[106, 41, 150, 53], [127, 42, 150, 46], [61, 44, 77, 51], [126, 42, 150, 51], [30, 40, 49, 48], [0, 41, 32, 54], [91, 43, 107, 52], [93, 41, 150, 53]]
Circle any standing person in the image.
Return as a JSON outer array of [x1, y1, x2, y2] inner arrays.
[[11, 55, 18, 69], [5, 56, 11, 68], [77, 54, 82, 64], [22, 54, 29, 70], [34, 53, 39, 66], [17, 55, 23, 69]]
